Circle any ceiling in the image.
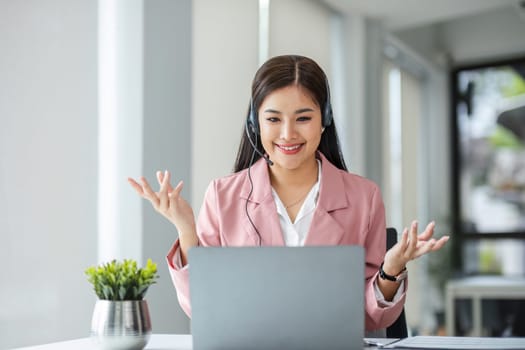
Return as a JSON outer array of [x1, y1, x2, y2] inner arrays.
[[322, 0, 522, 30]]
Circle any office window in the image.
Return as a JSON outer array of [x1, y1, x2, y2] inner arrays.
[[452, 57, 525, 237], [451, 57, 525, 275]]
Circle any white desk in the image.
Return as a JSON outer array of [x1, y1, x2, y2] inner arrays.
[[446, 276, 525, 336], [11, 334, 192, 350], [10, 334, 384, 349]]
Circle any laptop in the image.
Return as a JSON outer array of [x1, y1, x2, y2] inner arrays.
[[188, 245, 365, 350]]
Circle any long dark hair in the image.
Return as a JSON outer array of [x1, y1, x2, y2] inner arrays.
[[233, 55, 347, 172]]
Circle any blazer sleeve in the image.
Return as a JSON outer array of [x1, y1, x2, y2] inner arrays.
[[166, 180, 222, 318], [363, 184, 407, 330]]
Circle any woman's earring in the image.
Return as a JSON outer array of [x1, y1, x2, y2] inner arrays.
[[321, 127, 325, 133]]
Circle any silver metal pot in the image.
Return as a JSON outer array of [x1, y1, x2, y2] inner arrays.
[[90, 300, 152, 350]]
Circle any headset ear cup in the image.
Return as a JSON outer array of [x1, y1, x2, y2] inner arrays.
[[248, 101, 258, 134], [323, 77, 333, 128], [323, 102, 333, 127], [248, 111, 255, 134]]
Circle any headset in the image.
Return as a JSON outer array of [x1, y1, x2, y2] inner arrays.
[[246, 78, 333, 135]]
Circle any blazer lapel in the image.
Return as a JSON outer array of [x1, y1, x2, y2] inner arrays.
[[305, 153, 349, 245], [239, 158, 285, 246]]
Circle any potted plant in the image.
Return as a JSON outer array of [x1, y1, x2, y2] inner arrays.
[[85, 259, 159, 350]]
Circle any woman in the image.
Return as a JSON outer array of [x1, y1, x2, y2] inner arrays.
[[128, 54, 449, 331]]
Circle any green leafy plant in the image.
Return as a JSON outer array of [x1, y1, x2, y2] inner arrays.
[[85, 259, 159, 301]]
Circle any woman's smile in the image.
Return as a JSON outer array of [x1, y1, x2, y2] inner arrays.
[[275, 143, 304, 154]]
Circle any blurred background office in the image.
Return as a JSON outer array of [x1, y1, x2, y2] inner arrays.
[[1, 0, 525, 348]]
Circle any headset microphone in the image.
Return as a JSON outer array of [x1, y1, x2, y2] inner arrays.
[[244, 120, 274, 166]]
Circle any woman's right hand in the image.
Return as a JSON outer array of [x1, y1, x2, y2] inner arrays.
[[128, 171, 198, 263]]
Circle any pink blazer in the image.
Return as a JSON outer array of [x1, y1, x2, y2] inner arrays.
[[167, 152, 406, 331]]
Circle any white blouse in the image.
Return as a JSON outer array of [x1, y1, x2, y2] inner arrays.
[[271, 161, 321, 246]]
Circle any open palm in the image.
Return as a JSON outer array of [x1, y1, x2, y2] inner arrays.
[[128, 170, 196, 236]]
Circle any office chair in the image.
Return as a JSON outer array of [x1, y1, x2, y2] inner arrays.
[[386, 227, 409, 338]]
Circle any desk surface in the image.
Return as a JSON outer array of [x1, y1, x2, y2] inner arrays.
[[12, 335, 525, 350], [11, 334, 383, 350], [11, 335, 191, 350]]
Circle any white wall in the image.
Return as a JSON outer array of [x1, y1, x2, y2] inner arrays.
[[191, 0, 259, 209], [269, 0, 332, 74], [333, 14, 367, 174], [0, 0, 98, 348], [142, 0, 192, 335]]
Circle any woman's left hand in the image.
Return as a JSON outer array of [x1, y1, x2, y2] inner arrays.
[[382, 221, 449, 277]]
